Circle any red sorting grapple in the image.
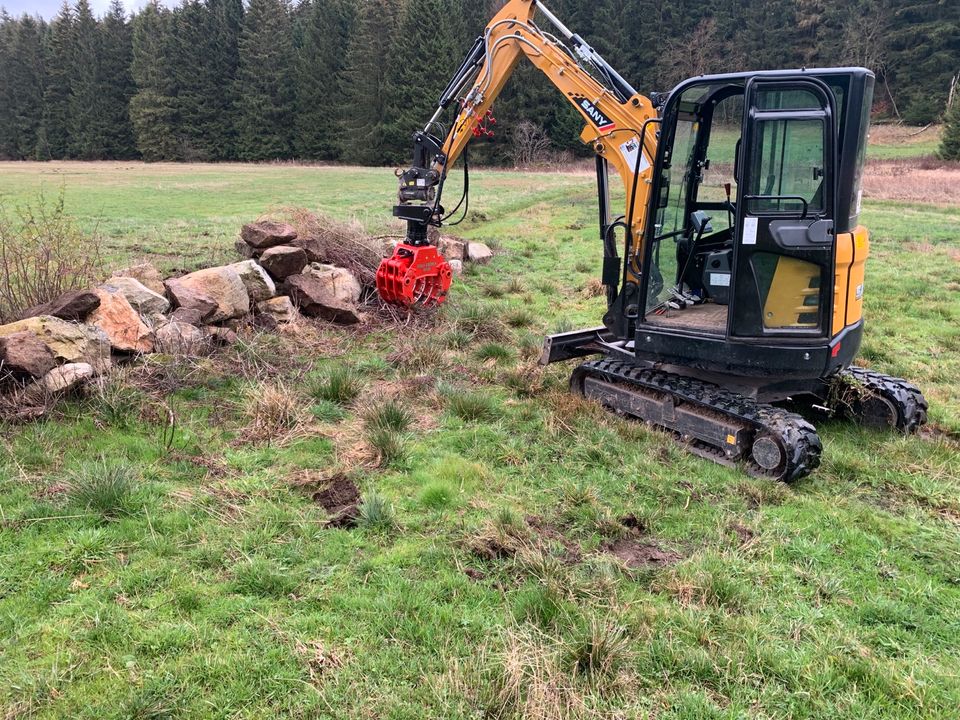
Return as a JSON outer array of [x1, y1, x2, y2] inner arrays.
[[376, 243, 453, 307]]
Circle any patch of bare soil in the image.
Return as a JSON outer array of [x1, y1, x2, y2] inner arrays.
[[605, 538, 682, 569], [311, 474, 361, 528], [863, 159, 960, 205]]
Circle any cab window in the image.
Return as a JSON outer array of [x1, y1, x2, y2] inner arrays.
[[748, 117, 825, 214]]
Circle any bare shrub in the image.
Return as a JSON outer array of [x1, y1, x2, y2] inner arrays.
[[0, 189, 104, 322], [513, 121, 553, 167], [280, 208, 383, 288]]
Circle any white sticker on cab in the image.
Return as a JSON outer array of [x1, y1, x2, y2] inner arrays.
[[742, 216, 758, 245]]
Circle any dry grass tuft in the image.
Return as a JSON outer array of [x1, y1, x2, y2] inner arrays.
[[239, 380, 310, 446], [437, 622, 632, 719]]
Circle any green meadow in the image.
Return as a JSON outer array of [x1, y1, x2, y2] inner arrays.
[[0, 156, 958, 719]]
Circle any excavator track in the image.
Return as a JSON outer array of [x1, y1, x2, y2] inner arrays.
[[571, 358, 822, 482], [836, 367, 928, 434]]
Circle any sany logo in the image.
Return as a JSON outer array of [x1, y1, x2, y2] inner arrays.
[[574, 95, 616, 131]]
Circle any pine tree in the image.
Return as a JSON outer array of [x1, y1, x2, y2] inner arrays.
[[99, 1, 138, 159], [173, 0, 242, 160], [234, 0, 296, 161], [294, 0, 354, 160], [130, 0, 181, 160], [69, 0, 106, 159], [940, 98, 960, 160], [383, 0, 462, 163], [339, 0, 404, 165], [42, 2, 75, 159], [0, 14, 45, 160]]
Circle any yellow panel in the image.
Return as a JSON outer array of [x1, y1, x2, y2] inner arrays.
[[845, 225, 870, 328], [763, 256, 820, 329], [833, 231, 854, 336]]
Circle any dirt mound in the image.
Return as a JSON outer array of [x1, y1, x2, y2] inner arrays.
[[606, 539, 681, 569], [312, 475, 361, 528]]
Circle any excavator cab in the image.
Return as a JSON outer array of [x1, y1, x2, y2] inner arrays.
[[619, 70, 875, 382]]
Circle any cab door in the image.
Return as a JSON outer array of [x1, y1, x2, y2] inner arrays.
[[730, 78, 837, 339]]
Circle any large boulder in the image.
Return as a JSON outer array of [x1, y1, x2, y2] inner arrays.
[[282, 274, 364, 325], [303, 263, 362, 305], [259, 245, 308, 280], [164, 281, 218, 321], [165, 266, 249, 323], [0, 331, 56, 379], [0, 316, 109, 366], [89, 287, 155, 354], [229, 260, 276, 302], [42, 363, 95, 394], [257, 296, 297, 324], [155, 321, 208, 355], [438, 237, 465, 262], [18, 289, 101, 323], [466, 241, 494, 264], [241, 220, 298, 250], [101, 277, 170, 316], [111, 262, 166, 296]]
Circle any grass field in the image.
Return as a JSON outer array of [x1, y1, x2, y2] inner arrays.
[[0, 154, 958, 719]]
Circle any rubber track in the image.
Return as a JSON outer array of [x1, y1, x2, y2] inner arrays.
[[840, 367, 928, 434], [576, 358, 822, 482]]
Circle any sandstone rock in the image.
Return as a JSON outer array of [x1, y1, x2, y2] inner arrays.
[[229, 260, 276, 302], [241, 220, 298, 250], [169, 307, 205, 326], [259, 245, 308, 280], [165, 266, 249, 323], [283, 274, 364, 325], [19, 289, 101, 323], [111, 262, 166, 295], [42, 362, 95, 394], [466, 241, 494, 264], [438, 237, 465, 261], [291, 234, 325, 263], [89, 287, 155, 354], [155, 321, 208, 354], [303, 263, 362, 305], [164, 279, 219, 321], [101, 276, 170, 316], [0, 331, 56, 378], [257, 296, 297, 324], [449, 259, 464, 276], [0, 316, 109, 365]]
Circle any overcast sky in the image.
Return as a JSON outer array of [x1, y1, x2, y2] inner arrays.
[[1, 0, 167, 19]]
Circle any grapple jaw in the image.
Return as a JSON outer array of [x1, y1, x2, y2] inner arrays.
[[376, 243, 453, 307]]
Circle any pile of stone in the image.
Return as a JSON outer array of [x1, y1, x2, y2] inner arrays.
[[0, 220, 364, 399], [382, 231, 494, 273]]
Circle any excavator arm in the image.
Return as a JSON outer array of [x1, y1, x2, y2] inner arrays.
[[377, 0, 660, 308]]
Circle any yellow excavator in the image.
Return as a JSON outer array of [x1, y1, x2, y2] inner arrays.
[[376, 0, 927, 481]]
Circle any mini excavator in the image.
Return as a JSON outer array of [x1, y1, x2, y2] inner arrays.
[[376, 0, 927, 481]]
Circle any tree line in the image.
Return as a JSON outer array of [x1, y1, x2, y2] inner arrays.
[[0, 0, 957, 164]]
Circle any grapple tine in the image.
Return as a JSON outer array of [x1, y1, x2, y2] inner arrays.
[[376, 243, 453, 307]]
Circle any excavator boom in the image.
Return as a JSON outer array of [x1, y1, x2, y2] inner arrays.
[[377, 0, 657, 307]]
